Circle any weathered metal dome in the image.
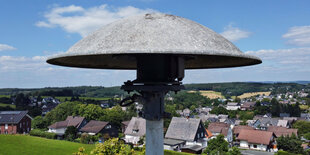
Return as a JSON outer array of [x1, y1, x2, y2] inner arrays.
[[47, 13, 261, 69]]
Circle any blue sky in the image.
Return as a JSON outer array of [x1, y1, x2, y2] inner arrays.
[[0, 0, 310, 88]]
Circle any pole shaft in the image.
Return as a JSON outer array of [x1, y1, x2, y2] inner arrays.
[[146, 119, 164, 155]]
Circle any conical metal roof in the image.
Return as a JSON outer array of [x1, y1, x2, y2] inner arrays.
[[47, 13, 261, 69]]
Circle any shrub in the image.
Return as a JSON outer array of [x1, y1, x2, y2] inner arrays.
[[29, 129, 56, 139]]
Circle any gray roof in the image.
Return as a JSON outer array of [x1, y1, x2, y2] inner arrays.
[[164, 138, 185, 146], [259, 117, 280, 127], [165, 117, 201, 141], [0, 111, 29, 124], [181, 145, 203, 152], [124, 117, 146, 136], [47, 13, 261, 69]]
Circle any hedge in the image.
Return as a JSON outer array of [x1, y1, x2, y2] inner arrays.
[[29, 129, 56, 139]]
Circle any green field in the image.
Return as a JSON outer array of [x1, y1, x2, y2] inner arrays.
[[0, 103, 15, 109], [0, 135, 95, 155], [0, 95, 10, 98]]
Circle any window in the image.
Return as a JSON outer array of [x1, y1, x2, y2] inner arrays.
[[201, 132, 203, 137], [20, 123, 22, 128], [132, 129, 139, 133], [253, 145, 257, 148], [105, 125, 111, 129], [197, 134, 200, 139], [5, 124, 8, 130]]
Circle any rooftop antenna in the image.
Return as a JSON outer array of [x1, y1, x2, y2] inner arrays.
[[47, 13, 261, 155]]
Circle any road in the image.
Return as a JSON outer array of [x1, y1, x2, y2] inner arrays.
[[241, 150, 274, 155]]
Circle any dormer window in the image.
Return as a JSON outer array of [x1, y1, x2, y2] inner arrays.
[[132, 129, 139, 133], [105, 125, 111, 129]]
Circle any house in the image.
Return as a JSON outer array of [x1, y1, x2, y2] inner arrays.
[[0, 111, 32, 134], [226, 102, 240, 110], [240, 102, 256, 111], [252, 117, 280, 130], [233, 125, 254, 138], [238, 129, 277, 151], [121, 120, 130, 133], [165, 117, 207, 153], [80, 120, 118, 137], [48, 116, 87, 137], [277, 120, 289, 128], [207, 122, 233, 143], [301, 113, 310, 120], [124, 117, 146, 145], [267, 126, 298, 137]]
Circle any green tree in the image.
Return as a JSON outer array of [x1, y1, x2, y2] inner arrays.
[[210, 106, 228, 115], [203, 134, 229, 155], [32, 116, 47, 129], [303, 132, 310, 140], [64, 126, 78, 141], [292, 120, 310, 135], [227, 147, 241, 155], [277, 134, 304, 154], [100, 106, 131, 128], [78, 104, 104, 120]]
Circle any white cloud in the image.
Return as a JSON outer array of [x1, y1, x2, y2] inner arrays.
[[282, 26, 310, 46], [0, 55, 135, 88], [0, 44, 17, 51], [36, 4, 155, 37], [220, 24, 251, 42]]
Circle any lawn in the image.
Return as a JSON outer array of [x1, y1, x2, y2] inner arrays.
[[0, 135, 95, 155], [0, 95, 10, 98], [300, 105, 309, 111], [0, 103, 15, 109]]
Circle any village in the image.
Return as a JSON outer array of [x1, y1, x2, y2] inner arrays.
[[1, 85, 310, 155]]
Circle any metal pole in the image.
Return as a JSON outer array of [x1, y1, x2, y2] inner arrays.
[[146, 119, 164, 155], [142, 91, 165, 155]]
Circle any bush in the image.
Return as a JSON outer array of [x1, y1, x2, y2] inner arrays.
[[275, 150, 295, 155], [29, 129, 56, 139]]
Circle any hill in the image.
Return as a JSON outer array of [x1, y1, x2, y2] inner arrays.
[[0, 82, 309, 98], [0, 135, 94, 155]]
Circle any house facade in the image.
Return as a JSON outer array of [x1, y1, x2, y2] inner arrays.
[[0, 111, 32, 134], [48, 116, 87, 136], [226, 102, 240, 110], [124, 117, 146, 145], [238, 129, 277, 152], [80, 120, 118, 137], [165, 117, 207, 152]]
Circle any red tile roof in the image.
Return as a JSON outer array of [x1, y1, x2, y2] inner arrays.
[[233, 125, 254, 135], [80, 120, 109, 134], [237, 129, 274, 145], [267, 126, 298, 137], [208, 122, 229, 134]]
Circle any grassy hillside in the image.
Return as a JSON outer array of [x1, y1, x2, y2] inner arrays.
[[0, 135, 95, 155], [0, 103, 15, 109]]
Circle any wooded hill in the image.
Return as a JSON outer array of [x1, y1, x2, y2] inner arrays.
[[0, 82, 309, 98]]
